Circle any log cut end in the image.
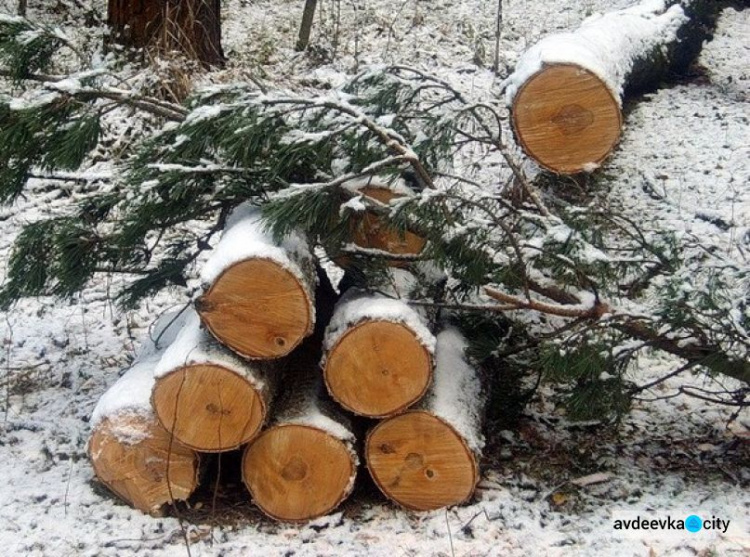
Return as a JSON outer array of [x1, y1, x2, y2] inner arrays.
[[242, 424, 356, 522], [197, 258, 313, 359], [89, 415, 199, 515], [324, 321, 432, 418], [366, 411, 478, 511], [152, 364, 266, 452], [512, 64, 622, 174], [348, 187, 426, 265]]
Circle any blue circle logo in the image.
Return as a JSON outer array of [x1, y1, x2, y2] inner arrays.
[[685, 515, 702, 533]]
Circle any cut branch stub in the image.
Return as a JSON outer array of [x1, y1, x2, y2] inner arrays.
[[242, 424, 356, 522], [323, 295, 435, 418], [365, 327, 485, 511], [512, 64, 621, 174], [89, 415, 199, 515], [197, 204, 316, 360], [151, 311, 276, 452]]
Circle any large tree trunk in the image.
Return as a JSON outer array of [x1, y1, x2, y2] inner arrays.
[[195, 204, 317, 360], [88, 310, 200, 515], [151, 309, 279, 452], [366, 326, 485, 511], [504, 0, 715, 174], [107, 0, 225, 67]]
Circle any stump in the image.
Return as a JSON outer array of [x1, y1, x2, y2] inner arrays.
[[196, 203, 316, 360], [89, 311, 199, 514], [505, 0, 715, 173], [151, 310, 277, 452], [323, 292, 435, 418], [366, 327, 485, 511]]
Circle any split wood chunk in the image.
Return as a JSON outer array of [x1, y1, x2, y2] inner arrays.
[[243, 325, 357, 522], [366, 326, 485, 511], [89, 311, 199, 514], [197, 203, 316, 359], [323, 292, 435, 418], [151, 310, 277, 452], [349, 186, 426, 264], [506, 0, 714, 174]]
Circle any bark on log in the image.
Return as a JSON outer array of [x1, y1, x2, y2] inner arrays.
[[366, 326, 485, 511], [88, 311, 199, 515], [196, 203, 317, 360], [242, 271, 357, 522], [151, 309, 278, 452], [107, 0, 225, 67], [322, 288, 435, 418], [505, 0, 715, 174]]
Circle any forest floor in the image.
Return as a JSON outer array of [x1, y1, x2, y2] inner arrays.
[[0, 0, 747, 555]]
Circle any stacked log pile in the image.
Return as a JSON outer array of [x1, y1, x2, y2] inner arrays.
[[89, 197, 486, 520]]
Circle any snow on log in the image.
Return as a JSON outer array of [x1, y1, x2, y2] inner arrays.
[[243, 275, 357, 522], [88, 311, 199, 515], [338, 177, 426, 266], [505, 0, 713, 174], [366, 326, 485, 511], [151, 309, 278, 452], [322, 289, 435, 418], [195, 203, 316, 359]]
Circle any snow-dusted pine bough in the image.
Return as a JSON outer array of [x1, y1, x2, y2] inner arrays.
[[0, 1, 747, 442]]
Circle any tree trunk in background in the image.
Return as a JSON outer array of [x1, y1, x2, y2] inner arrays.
[[17, 0, 27, 16], [296, 0, 318, 51], [108, 0, 225, 67]]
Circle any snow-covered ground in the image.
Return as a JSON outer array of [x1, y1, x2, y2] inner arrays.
[[0, 1, 747, 555]]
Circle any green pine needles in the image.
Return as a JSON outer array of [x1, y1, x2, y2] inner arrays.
[[0, 12, 747, 420]]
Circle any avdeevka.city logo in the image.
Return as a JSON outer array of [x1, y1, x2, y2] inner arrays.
[[613, 514, 731, 534]]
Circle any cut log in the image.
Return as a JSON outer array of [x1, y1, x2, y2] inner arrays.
[[196, 203, 316, 360], [243, 280, 358, 522], [242, 352, 357, 522], [366, 326, 485, 511], [323, 290, 435, 418], [504, 0, 715, 174], [151, 309, 277, 452], [89, 311, 199, 515], [337, 177, 426, 266]]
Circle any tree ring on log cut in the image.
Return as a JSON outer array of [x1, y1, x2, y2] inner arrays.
[[324, 320, 433, 418], [512, 63, 622, 174], [242, 424, 356, 522], [152, 364, 266, 452], [88, 415, 200, 515], [197, 258, 313, 359], [366, 411, 478, 511]]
